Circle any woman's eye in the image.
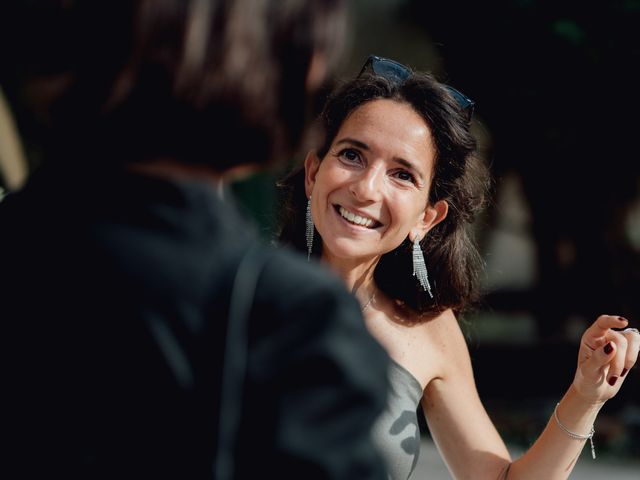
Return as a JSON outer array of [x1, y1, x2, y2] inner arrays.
[[395, 170, 416, 183], [338, 148, 362, 164]]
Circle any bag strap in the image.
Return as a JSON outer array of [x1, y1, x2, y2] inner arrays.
[[214, 245, 272, 479]]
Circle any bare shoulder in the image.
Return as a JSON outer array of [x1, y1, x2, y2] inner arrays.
[[365, 303, 467, 389], [414, 308, 471, 378], [422, 309, 469, 355]]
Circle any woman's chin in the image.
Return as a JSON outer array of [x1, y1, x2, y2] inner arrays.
[[320, 240, 381, 264]]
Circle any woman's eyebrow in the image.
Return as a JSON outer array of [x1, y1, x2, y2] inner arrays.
[[335, 137, 370, 151]]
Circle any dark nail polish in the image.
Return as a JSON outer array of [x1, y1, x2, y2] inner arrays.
[[618, 316, 628, 322], [621, 368, 628, 377], [608, 376, 618, 386], [604, 342, 613, 355]]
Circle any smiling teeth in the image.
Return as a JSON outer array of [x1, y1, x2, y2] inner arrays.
[[339, 206, 374, 227]]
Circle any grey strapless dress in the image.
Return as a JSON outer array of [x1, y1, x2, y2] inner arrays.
[[371, 359, 424, 480]]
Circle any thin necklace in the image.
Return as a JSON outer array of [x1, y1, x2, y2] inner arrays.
[[362, 292, 376, 312]]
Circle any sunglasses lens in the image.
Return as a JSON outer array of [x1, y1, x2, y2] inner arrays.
[[370, 58, 411, 84], [445, 86, 475, 111]]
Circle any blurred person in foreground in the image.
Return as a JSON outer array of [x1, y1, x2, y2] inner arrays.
[[0, 1, 389, 478]]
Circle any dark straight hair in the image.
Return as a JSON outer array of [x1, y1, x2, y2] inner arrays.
[[2, 0, 346, 173]]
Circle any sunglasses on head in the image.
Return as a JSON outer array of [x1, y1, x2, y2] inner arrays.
[[358, 55, 475, 119]]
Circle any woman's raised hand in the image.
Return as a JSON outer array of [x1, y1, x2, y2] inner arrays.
[[573, 315, 640, 404]]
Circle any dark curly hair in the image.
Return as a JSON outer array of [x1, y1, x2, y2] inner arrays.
[[279, 70, 490, 316]]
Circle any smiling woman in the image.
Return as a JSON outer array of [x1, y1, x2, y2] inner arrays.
[[278, 56, 640, 480], [279, 59, 487, 480], [304, 99, 446, 270]]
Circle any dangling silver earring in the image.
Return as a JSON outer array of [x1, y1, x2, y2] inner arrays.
[[306, 198, 314, 261], [412, 237, 433, 298]]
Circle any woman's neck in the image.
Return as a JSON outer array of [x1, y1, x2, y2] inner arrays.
[[320, 251, 379, 305]]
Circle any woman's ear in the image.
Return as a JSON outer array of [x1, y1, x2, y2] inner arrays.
[[304, 150, 321, 198], [411, 200, 448, 241]]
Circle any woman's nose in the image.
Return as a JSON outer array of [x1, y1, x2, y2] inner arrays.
[[348, 165, 384, 202]]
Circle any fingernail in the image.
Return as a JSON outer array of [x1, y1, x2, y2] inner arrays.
[[618, 316, 628, 322], [621, 368, 628, 377], [604, 342, 613, 355], [608, 376, 618, 386]]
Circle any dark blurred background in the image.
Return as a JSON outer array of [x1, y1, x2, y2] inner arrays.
[[1, 0, 639, 474]]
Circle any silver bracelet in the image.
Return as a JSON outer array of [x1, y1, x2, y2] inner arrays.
[[553, 403, 596, 459]]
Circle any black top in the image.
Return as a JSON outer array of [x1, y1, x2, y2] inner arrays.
[[1, 166, 389, 479]]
